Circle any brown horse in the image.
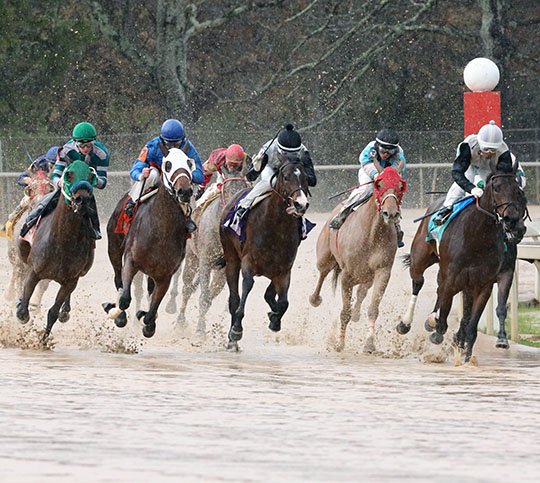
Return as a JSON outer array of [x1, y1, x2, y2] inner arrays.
[[105, 148, 194, 337], [219, 157, 310, 350], [15, 161, 97, 341], [396, 168, 527, 363], [6, 170, 54, 304], [176, 159, 250, 335], [310, 167, 406, 352]]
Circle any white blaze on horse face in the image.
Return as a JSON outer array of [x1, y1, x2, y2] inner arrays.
[[292, 167, 309, 210], [162, 148, 193, 188]]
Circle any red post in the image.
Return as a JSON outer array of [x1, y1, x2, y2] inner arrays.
[[463, 91, 501, 136]]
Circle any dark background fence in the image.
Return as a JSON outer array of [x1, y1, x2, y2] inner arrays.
[[0, 129, 538, 220]]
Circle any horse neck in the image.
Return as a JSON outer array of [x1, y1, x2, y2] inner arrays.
[[367, 197, 393, 238], [154, 185, 185, 222], [51, 197, 87, 238], [221, 177, 247, 204]]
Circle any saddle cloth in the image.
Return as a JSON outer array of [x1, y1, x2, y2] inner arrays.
[[426, 197, 475, 243]]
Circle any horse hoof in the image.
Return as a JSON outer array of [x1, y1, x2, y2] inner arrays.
[[309, 294, 322, 307], [102, 302, 115, 314], [364, 337, 376, 354], [165, 301, 177, 314], [142, 322, 156, 338], [229, 327, 243, 342], [58, 312, 70, 323], [496, 338, 509, 349], [430, 332, 444, 345], [114, 311, 128, 328], [227, 340, 239, 352], [268, 312, 281, 332], [396, 321, 411, 335], [424, 319, 436, 332], [16, 302, 30, 324], [136, 310, 147, 320]]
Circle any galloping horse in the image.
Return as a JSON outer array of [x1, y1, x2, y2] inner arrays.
[[6, 170, 54, 304], [396, 167, 527, 363], [176, 160, 250, 335], [105, 148, 193, 337], [16, 161, 98, 341], [219, 156, 310, 350], [310, 167, 406, 352]]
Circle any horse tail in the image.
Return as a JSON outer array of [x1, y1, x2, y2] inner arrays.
[[214, 256, 226, 269], [331, 265, 342, 294], [402, 253, 411, 268]]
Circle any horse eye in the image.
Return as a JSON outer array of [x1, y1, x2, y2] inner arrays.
[[493, 183, 500, 193], [164, 161, 172, 172]]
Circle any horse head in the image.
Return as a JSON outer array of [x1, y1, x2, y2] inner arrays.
[[484, 170, 528, 243], [373, 167, 407, 224], [62, 160, 96, 214], [161, 148, 194, 203], [24, 170, 54, 200], [274, 153, 309, 217]]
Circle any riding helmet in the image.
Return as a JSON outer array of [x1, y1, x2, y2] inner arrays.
[[478, 120, 503, 151], [375, 128, 400, 149], [225, 144, 245, 163], [161, 119, 185, 143], [72, 122, 97, 142], [277, 123, 302, 152], [45, 146, 59, 162]]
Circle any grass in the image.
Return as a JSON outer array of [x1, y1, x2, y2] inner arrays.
[[516, 306, 540, 348]]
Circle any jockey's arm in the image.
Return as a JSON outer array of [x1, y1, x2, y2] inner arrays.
[[130, 159, 148, 182], [301, 150, 317, 187], [451, 142, 475, 193], [16, 171, 31, 187]]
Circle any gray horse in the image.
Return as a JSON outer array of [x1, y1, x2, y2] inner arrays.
[[176, 159, 250, 336]]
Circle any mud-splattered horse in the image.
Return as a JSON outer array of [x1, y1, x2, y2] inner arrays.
[[105, 148, 194, 337]]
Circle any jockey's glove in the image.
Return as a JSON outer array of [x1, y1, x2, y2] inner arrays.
[[471, 187, 484, 198], [252, 154, 263, 171]]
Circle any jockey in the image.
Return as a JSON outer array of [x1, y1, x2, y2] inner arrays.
[[329, 128, 406, 247], [20, 122, 110, 240], [433, 120, 515, 226], [1, 146, 59, 235], [195, 144, 247, 205], [234, 123, 317, 220], [125, 118, 204, 233]]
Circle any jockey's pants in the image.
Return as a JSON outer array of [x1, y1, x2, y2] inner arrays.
[[238, 165, 275, 210], [442, 165, 491, 208], [128, 169, 161, 202]]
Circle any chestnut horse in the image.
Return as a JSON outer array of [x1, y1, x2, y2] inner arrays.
[[105, 148, 194, 337], [310, 167, 406, 352], [219, 157, 310, 350], [396, 168, 527, 363], [16, 161, 98, 341], [176, 159, 250, 335], [6, 170, 54, 305]]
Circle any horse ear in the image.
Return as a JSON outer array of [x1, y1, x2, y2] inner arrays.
[[65, 171, 75, 183], [164, 161, 172, 173], [187, 158, 194, 170], [374, 178, 383, 190]]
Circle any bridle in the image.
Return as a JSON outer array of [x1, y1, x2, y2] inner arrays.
[[270, 161, 307, 205]]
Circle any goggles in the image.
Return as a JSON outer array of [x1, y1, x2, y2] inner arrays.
[[77, 141, 94, 149], [378, 145, 398, 155], [480, 147, 497, 155]]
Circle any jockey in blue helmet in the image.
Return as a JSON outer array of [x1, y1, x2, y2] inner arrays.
[[126, 118, 204, 233]]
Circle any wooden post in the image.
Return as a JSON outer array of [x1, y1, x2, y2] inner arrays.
[[510, 263, 519, 342]]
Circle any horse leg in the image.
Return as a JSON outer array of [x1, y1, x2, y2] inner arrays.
[[268, 273, 291, 333], [43, 279, 78, 342], [107, 258, 136, 327], [29, 279, 50, 311], [224, 256, 242, 350], [166, 270, 181, 315], [454, 290, 472, 350], [430, 284, 453, 345], [177, 253, 199, 326], [264, 281, 278, 313], [309, 245, 337, 308], [463, 285, 494, 364], [336, 275, 354, 352], [58, 293, 71, 323], [230, 269, 256, 338], [495, 269, 513, 349], [196, 263, 213, 337], [16, 270, 41, 324], [365, 269, 392, 353], [132, 272, 144, 312], [138, 278, 170, 338], [397, 231, 438, 335]]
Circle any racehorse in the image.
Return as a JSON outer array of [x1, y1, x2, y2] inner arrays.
[[396, 167, 527, 363], [219, 156, 310, 350], [6, 170, 54, 305], [16, 161, 98, 341], [309, 167, 406, 352], [105, 148, 193, 337]]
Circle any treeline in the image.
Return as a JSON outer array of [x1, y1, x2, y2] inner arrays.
[[0, 0, 538, 138]]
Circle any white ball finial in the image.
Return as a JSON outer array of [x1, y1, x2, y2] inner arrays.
[[463, 57, 500, 92]]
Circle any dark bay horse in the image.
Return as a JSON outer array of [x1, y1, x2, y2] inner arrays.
[[177, 159, 250, 335], [309, 167, 406, 352], [16, 161, 97, 341], [105, 148, 193, 337], [396, 168, 527, 363], [219, 158, 310, 350]]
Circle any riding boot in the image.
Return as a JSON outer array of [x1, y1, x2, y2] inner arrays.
[[432, 206, 452, 226], [185, 216, 197, 233], [125, 198, 136, 217], [329, 205, 353, 230], [235, 206, 248, 220], [88, 196, 102, 240], [396, 223, 405, 248], [20, 190, 59, 237]]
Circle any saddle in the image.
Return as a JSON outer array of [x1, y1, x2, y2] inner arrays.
[[426, 197, 475, 243], [114, 188, 160, 235]]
